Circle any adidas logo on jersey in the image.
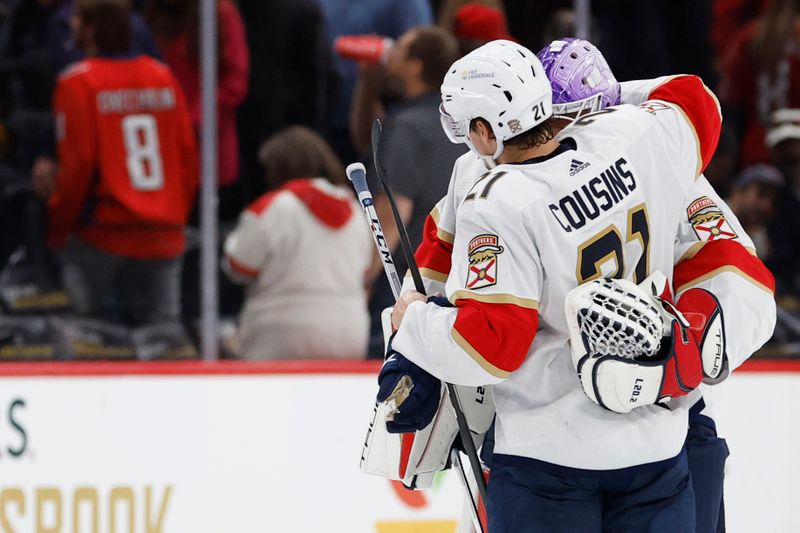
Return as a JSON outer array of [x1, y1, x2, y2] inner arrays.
[[569, 159, 590, 176]]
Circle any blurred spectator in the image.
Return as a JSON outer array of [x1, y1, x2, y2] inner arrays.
[[704, 125, 739, 196], [47, 0, 198, 325], [317, 0, 433, 163], [349, 26, 464, 358], [438, 0, 504, 33], [451, 3, 514, 55], [721, 0, 800, 168], [235, 0, 332, 205], [222, 127, 372, 360], [711, 0, 768, 68], [726, 164, 784, 261], [1, 0, 159, 112], [765, 108, 800, 295], [145, 0, 248, 199], [46, 0, 161, 74]]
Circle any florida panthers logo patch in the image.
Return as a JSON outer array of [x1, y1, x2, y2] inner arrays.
[[466, 234, 504, 289], [687, 196, 738, 241]]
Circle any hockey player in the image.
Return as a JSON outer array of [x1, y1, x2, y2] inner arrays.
[[404, 38, 771, 533], [378, 40, 776, 531]]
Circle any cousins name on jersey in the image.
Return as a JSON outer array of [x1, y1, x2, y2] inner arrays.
[[548, 157, 637, 232], [96, 87, 177, 114]]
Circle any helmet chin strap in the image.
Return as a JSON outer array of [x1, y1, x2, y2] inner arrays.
[[465, 133, 505, 169]]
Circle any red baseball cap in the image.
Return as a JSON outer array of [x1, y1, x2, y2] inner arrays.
[[453, 4, 515, 43]]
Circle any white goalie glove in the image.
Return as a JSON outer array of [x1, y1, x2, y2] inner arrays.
[[565, 272, 727, 414]]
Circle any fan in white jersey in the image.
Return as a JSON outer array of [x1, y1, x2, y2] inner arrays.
[[374, 40, 776, 532], [398, 38, 777, 533]]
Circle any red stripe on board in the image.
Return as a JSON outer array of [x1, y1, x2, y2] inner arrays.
[[737, 359, 800, 372], [0, 359, 382, 377], [0, 358, 794, 377]]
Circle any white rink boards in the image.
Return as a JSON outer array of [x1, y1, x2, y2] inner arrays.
[[0, 360, 795, 533]]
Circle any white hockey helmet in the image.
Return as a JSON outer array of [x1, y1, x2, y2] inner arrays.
[[440, 39, 553, 162]]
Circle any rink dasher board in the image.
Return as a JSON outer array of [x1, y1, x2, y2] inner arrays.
[[0, 360, 794, 533]]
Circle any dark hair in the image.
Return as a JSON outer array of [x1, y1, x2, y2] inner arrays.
[[144, 0, 212, 64], [75, 0, 131, 55], [407, 26, 460, 90], [470, 117, 557, 149], [258, 126, 346, 187]]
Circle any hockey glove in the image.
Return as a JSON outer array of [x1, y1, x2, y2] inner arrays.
[[377, 295, 451, 433], [565, 272, 727, 414], [377, 341, 441, 433]]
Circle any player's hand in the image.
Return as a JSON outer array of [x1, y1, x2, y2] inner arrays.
[[564, 274, 727, 413], [377, 341, 441, 433], [391, 291, 426, 330]]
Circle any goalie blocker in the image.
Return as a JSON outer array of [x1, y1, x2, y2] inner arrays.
[[360, 308, 495, 488], [565, 272, 727, 414], [360, 379, 495, 489]]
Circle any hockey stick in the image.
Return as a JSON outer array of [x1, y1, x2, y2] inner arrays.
[[369, 119, 490, 504], [347, 161, 486, 533]]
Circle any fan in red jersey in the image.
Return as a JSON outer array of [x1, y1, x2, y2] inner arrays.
[[47, 0, 198, 325]]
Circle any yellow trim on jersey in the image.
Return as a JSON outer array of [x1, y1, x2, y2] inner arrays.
[[437, 228, 455, 244], [674, 266, 774, 295], [429, 205, 455, 244], [673, 104, 703, 178], [677, 242, 757, 263], [419, 267, 448, 284], [449, 291, 540, 310], [646, 74, 722, 179], [450, 328, 511, 379], [430, 205, 441, 224]]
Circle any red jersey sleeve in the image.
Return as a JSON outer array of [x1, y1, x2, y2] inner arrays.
[[48, 71, 97, 249], [413, 208, 454, 284], [649, 75, 722, 174]]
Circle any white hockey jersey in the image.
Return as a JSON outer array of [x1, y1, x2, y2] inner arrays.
[[394, 76, 776, 469]]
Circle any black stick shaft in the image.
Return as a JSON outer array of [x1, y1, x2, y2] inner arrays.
[[370, 118, 489, 505], [371, 120, 426, 295]]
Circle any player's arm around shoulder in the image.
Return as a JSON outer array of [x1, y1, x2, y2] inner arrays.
[[673, 177, 776, 372], [392, 169, 542, 386], [622, 75, 722, 185]]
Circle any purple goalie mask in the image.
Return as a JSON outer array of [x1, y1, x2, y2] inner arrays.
[[536, 38, 620, 117]]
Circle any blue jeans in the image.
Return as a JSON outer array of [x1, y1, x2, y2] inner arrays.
[[61, 239, 181, 325], [488, 450, 695, 533]]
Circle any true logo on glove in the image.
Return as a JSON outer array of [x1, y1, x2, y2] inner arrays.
[[466, 234, 504, 290]]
